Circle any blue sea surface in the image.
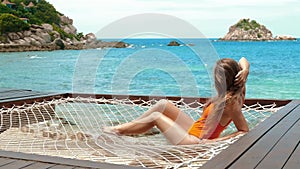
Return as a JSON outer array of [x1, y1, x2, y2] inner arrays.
[[0, 38, 299, 99]]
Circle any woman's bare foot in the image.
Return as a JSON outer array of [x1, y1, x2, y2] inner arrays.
[[102, 126, 120, 135]]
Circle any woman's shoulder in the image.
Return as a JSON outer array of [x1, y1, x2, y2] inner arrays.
[[203, 102, 214, 115], [225, 96, 243, 113]]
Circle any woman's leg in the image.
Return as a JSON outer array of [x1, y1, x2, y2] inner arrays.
[[106, 99, 195, 135], [152, 112, 201, 145], [109, 111, 200, 145], [135, 99, 195, 131]]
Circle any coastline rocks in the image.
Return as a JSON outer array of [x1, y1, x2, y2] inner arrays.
[[274, 35, 296, 40], [220, 18, 296, 41], [54, 38, 65, 49], [167, 40, 181, 46], [0, 27, 128, 52], [84, 33, 97, 44], [84, 40, 129, 49]]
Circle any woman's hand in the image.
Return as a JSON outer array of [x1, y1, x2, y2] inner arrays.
[[234, 69, 249, 87]]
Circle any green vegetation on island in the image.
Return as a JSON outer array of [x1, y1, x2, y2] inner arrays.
[[236, 19, 260, 31], [0, 13, 29, 35]]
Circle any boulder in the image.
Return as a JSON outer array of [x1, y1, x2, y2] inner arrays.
[[39, 32, 52, 43], [167, 40, 181, 46], [51, 31, 61, 39], [113, 41, 128, 48], [7, 33, 20, 41], [62, 24, 77, 34], [14, 39, 30, 46], [17, 32, 24, 39], [24, 37, 35, 44], [59, 15, 73, 25], [274, 35, 296, 40], [71, 38, 79, 44], [85, 33, 97, 43], [54, 38, 65, 49], [30, 34, 46, 45], [30, 39, 42, 46], [42, 23, 53, 32], [35, 28, 44, 36], [65, 38, 73, 45], [23, 30, 32, 37]]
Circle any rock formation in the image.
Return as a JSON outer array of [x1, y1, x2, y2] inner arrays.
[[274, 35, 296, 40], [167, 40, 181, 46], [220, 19, 296, 41]]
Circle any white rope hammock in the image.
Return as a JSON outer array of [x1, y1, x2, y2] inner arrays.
[[0, 96, 281, 168]]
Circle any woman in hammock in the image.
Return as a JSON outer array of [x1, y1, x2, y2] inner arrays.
[[104, 57, 250, 145]]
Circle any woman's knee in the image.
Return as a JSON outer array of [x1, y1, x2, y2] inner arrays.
[[156, 99, 168, 106], [150, 111, 163, 121], [153, 99, 168, 112]]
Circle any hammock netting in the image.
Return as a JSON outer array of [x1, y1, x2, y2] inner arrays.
[[0, 96, 281, 168]]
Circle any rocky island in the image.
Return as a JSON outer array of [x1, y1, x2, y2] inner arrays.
[[0, 0, 128, 52], [220, 18, 296, 41]]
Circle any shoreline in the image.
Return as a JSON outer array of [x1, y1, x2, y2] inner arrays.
[[214, 39, 298, 42], [1, 38, 298, 53], [0, 41, 129, 52]]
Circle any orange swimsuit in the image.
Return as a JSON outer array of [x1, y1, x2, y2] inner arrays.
[[188, 104, 232, 139]]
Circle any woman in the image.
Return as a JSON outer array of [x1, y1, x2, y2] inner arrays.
[[104, 57, 250, 145]]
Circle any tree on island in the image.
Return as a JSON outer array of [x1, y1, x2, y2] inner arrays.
[[0, 13, 30, 35], [1, 0, 60, 25]]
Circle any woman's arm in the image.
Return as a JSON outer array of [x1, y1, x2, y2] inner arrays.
[[208, 131, 247, 142], [231, 101, 249, 131], [227, 100, 249, 132], [211, 109, 249, 142], [235, 57, 250, 87]]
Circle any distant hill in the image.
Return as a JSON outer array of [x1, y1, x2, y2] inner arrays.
[[220, 18, 296, 41]]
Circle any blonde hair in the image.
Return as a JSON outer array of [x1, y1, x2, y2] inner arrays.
[[202, 58, 243, 138]]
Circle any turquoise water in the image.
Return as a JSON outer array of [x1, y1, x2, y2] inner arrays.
[[0, 38, 299, 99]]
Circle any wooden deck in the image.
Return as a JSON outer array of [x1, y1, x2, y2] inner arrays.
[[0, 149, 134, 169], [0, 88, 64, 107], [0, 88, 298, 169], [201, 100, 300, 169]]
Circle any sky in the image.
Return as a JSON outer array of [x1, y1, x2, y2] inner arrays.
[[47, 0, 300, 38]]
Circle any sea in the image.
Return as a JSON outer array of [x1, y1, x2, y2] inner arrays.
[[0, 38, 299, 100]]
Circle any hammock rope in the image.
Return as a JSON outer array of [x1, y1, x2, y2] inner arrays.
[[0, 96, 281, 168]]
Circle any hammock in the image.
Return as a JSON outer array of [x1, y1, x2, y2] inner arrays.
[[0, 96, 281, 168]]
